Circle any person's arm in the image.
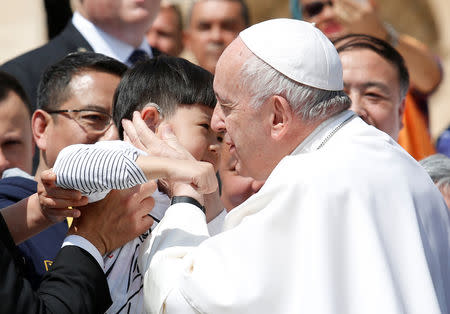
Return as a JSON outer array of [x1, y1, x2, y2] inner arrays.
[[52, 140, 217, 199], [0, 177, 87, 244], [138, 183, 210, 313], [0, 210, 111, 314], [334, 0, 442, 93]]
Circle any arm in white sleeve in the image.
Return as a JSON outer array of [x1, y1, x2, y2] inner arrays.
[[139, 203, 210, 313], [52, 141, 147, 200]]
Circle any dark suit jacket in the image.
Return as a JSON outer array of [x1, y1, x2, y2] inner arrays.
[[0, 22, 93, 110], [0, 214, 112, 313]]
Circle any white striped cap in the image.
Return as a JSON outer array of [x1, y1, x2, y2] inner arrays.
[[239, 18, 343, 91]]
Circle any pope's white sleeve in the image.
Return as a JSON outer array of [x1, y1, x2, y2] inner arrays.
[[139, 203, 209, 314], [53, 141, 147, 199]]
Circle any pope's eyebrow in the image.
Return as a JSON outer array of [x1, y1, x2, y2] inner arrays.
[[215, 93, 235, 106], [215, 93, 224, 103]]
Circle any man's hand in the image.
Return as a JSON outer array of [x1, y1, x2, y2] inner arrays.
[[68, 181, 156, 255], [38, 169, 88, 223]]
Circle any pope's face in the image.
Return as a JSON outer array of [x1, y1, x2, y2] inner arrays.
[[340, 48, 404, 140], [211, 39, 275, 181]]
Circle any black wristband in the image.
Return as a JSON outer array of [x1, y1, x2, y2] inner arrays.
[[171, 196, 206, 214]]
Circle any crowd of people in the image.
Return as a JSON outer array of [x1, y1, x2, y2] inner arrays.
[[0, 0, 449, 313]]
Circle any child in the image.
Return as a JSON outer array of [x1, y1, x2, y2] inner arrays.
[[51, 56, 225, 313]]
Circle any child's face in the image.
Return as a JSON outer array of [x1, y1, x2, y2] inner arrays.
[[161, 104, 223, 172]]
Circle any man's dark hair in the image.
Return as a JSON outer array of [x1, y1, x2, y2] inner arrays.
[[113, 55, 216, 139], [37, 52, 128, 111], [187, 0, 250, 27], [333, 34, 409, 99], [0, 71, 32, 114]]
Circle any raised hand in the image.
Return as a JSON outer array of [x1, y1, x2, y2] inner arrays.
[[123, 111, 193, 160]]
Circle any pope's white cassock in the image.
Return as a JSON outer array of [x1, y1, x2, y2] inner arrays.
[[138, 110, 450, 314]]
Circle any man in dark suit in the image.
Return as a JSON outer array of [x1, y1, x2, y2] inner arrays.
[[0, 171, 155, 313], [1, 0, 161, 110]]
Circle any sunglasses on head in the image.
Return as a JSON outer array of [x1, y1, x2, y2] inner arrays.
[[303, 1, 333, 18]]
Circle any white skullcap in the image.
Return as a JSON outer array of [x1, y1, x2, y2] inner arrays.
[[239, 18, 343, 91]]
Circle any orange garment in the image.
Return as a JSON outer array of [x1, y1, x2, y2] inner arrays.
[[398, 89, 436, 160]]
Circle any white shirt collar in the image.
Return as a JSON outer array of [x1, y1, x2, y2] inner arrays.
[[291, 110, 356, 155], [72, 11, 153, 65]]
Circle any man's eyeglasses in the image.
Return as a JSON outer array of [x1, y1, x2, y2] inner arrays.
[[303, 1, 333, 18], [46, 109, 113, 133]]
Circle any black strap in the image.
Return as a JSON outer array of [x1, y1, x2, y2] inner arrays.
[[171, 196, 206, 214]]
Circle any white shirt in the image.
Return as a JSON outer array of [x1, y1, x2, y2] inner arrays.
[[72, 11, 153, 66], [139, 111, 450, 314]]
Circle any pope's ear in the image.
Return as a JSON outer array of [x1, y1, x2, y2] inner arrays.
[[270, 95, 292, 141], [140, 106, 161, 132]]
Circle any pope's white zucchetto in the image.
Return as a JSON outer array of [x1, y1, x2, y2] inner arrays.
[[239, 18, 343, 91]]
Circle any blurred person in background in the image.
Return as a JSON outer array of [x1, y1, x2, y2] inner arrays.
[[0, 72, 34, 178], [420, 153, 450, 209], [2, 0, 161, 173], [146, 1, 184, 56], [292, 0, 442, 160], [1, 0, 162, 110], [184, 0, 249, 73]]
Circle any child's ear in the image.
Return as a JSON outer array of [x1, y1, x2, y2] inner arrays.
[[140, 106, 161, 132]]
